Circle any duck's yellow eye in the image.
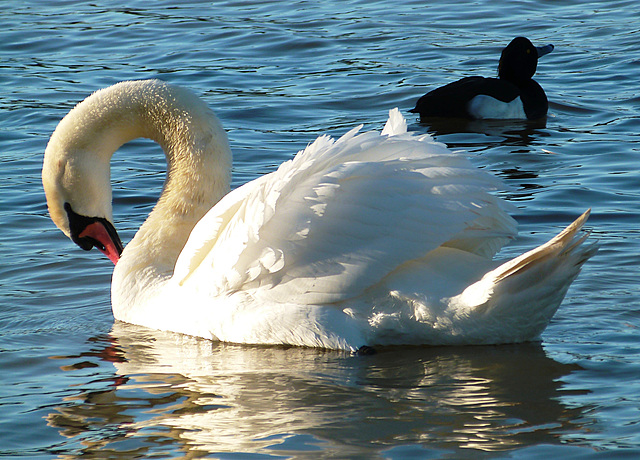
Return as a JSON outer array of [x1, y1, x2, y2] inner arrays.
[[527, 48, 531, 54]]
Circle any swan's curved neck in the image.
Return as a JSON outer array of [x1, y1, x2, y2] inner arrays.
[[53, 80, 232, 310], [115, 82, 232, 272]]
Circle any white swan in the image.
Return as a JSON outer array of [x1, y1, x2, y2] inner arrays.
[[42, 79, 596, 352]]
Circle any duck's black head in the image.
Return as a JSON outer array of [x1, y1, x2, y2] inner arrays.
[[498, 37, 554, 86]]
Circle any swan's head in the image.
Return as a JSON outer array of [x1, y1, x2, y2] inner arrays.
[[43, 94, 124, 265], [42, 149, 123, 264]]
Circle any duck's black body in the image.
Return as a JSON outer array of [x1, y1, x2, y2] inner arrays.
[[410, 37, 554, 120]]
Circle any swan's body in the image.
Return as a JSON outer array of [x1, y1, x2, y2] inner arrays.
[[43, 80, 596, 351]]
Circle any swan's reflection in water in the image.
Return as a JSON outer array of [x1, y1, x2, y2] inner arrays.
[[47, 321, 589, 457]]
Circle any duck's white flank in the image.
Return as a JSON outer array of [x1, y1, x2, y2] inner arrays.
[[468, 95, 527, 119], [43, 80, 596, 351]]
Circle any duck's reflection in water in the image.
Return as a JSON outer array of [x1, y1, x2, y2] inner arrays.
[[47, 321, 589, 457], [412, 116, 549, 149]]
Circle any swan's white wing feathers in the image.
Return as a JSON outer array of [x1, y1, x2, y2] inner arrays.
[[173, 109, 516, 305], [381, 107, 408, 136]]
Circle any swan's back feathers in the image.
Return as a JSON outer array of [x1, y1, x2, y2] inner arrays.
[[381, 107, 408, 136], [173, 109, 517, 306]]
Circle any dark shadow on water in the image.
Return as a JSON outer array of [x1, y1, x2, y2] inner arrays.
[[44, 322, 594, 458]]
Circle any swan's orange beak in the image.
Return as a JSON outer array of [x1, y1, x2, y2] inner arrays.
[[64, 203, 123, 265], [79, 221, 122, 265]]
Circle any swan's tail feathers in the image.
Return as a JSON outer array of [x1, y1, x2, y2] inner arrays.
[[456, 209, 597, 339], [490, 208, 595, 284]]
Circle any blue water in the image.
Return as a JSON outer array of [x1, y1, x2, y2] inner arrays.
[[2, 0, 640, 457]]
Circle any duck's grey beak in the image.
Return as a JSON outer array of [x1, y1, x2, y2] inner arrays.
[[537, 44, 554, 58]]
